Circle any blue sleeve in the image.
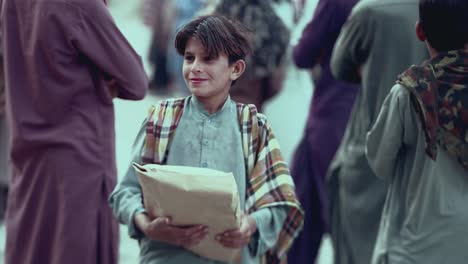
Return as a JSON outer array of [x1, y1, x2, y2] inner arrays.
[[108, 120, 147, 239], [248, 206, 288, 256]]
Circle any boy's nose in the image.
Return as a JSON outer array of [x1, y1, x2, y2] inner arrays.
[[191, 61, 203, 72]]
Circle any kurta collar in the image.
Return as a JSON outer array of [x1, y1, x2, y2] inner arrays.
[[190, 95, 233, 119]]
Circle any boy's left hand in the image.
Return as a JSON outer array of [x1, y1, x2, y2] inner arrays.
[[216, 213, 257, 248]]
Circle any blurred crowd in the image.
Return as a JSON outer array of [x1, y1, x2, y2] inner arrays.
[[1, 0, 467, 263]]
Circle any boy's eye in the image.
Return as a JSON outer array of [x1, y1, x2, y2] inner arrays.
[[184, 55, 194, 61], [204, 55, 218, 62]]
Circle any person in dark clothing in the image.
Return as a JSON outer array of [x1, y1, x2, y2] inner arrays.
[[287, 1, 359, 263]]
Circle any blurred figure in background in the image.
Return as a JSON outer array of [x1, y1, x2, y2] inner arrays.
[[143, 0, 173, 95], [144, 0, 207, 96], [287, 0, 359, 263], [0, 30, 7, 222], [1, 0, 147, 263], [292, 0, 307, 22], [215, 0, 293, 112], [328, 0, 428, 263]]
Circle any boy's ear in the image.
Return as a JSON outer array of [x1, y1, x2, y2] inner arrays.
[[230, 60, 246, 81], [416, 21, 426, 42]]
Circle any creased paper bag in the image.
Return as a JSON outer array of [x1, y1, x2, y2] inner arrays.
[[133, 163, 242, 263]]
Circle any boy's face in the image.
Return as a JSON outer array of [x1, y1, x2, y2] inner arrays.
[[183, 38, 238, 100]]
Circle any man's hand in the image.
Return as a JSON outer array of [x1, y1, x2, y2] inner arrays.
[[134, 213, 209, 248], [216, 213, 257, 249]]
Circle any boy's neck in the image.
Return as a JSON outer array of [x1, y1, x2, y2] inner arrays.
[[427, 42, 439, 59], [195, 93, 229, 114], [427, 42, 468, 59]]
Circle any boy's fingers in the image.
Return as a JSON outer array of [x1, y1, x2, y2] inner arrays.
[[152, 217, 170, 226], [217, 238, 249, 249], [222, 227, 238, 233], [183, 225, 206, 236], [184, 230, 209, 247], [219, 229, 242, 237], [219, 229, 248, 240]]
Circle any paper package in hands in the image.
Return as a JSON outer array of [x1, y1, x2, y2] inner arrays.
[[133, 163, 242, 263]]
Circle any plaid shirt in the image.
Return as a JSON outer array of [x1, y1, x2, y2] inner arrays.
[[142, 98, 304, 263]]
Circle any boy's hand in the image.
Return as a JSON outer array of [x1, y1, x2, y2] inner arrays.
[[216, 213, 257, 248], [134, 213, 209, 247]]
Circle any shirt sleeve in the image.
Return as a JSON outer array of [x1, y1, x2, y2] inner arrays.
[[108, 120, 147, 239], [248, 206, 288, 256], [366, 84, 408, 180], [70, 1, 148, 100], [330, 3, 374, 83]]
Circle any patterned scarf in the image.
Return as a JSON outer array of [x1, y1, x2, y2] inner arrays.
[[141, 98, 304, 263], [397, 49, 468, 170]]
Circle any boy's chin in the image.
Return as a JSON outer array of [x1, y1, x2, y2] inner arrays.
[[189, 88, 208, 97]]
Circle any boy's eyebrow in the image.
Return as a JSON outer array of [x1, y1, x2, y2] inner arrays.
[[184, 50, 210, 56]]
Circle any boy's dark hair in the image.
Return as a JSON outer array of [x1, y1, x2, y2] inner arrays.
[[419, 0, 468, 51], [175, 15, 253, 65]]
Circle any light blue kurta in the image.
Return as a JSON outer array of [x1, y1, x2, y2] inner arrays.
[[329, 1, 429, 263], [366, 85, 468, 264], [110, 96, 287, 264]]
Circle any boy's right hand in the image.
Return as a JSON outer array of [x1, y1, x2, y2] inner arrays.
[[134, 213, 209, 248]]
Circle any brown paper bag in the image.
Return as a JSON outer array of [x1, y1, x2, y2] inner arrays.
[[133, 163, 242, 263]]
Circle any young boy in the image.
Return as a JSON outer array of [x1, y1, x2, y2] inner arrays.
[[109, 15, 303, 264], [366, 0, 468, 263]]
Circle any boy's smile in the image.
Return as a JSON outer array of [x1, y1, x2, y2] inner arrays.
[[189, 78, 209, 86]]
